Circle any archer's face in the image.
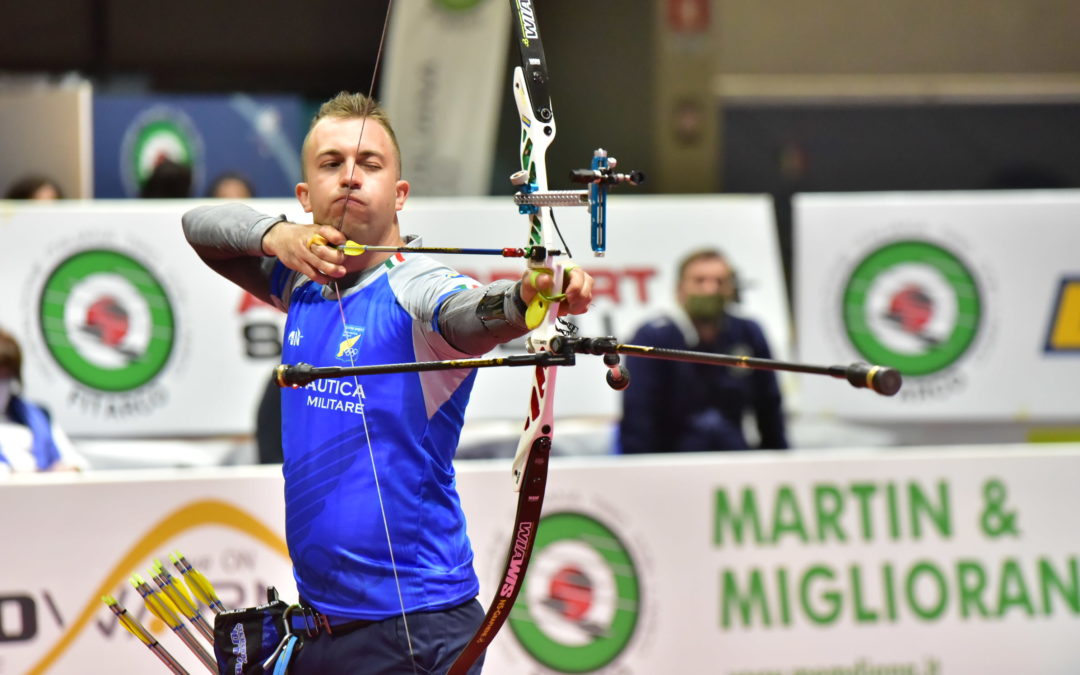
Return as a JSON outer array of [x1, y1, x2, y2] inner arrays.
[[296, 116, 409, 244]]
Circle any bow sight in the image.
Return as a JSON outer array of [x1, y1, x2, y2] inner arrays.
[[511, 148, 645, 257]]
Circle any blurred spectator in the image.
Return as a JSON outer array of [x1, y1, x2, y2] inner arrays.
[[0, 329, 88, 476], [618, 248, 788, 454], [5, 174, 63, 200], [140, 159, 192, 198], [208, 171, 255, 199], [255, 374, 283, 464]]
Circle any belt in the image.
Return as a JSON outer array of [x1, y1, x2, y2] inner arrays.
[[287, 606, 378, 638]]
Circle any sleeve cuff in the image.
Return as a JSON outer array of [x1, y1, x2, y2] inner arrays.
[[246, 214, 287, 257]]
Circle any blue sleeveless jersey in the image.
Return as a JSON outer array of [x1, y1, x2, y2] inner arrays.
[[274, 252, 482, 619]]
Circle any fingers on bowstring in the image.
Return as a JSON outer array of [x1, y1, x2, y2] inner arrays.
[[316, 224, 347, 246], [303, 230, 346, 280]]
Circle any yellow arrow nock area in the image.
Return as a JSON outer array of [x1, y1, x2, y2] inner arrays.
[[308, 234, 365, 256]]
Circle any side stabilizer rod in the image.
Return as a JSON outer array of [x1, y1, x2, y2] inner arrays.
[[551, 336, 902, 397]]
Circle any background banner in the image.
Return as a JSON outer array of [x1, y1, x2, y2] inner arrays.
[[92, 94, 305, 199], [381, 0, 510, 196], [3, 446, 1078, 674], [795, 190, 1080, 421], [0, 196, 788, 440]]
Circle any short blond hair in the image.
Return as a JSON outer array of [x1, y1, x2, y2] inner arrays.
[[302, 91, 402, 178]]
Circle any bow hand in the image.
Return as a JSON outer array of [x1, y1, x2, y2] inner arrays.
[[519, 265, 593, 319]]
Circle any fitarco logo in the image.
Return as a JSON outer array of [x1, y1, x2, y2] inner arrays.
[[39, 249, 176, 391], [509, 511, 641, 672], [119, 105, 203, 197], [842, 240, 982, 377]]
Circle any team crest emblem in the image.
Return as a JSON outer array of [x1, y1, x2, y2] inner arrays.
[[337, 325, 365, 363]]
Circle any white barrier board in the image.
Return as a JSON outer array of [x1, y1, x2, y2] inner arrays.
[[795, 191, 1080, 420], [2, 446, 1078, 674], [0, 196, 789, 439]]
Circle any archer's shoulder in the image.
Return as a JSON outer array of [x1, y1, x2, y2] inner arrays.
[[385, 255, 482, 316]]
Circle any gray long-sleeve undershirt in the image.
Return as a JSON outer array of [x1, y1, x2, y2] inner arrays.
[[181, 203, 531, 356]]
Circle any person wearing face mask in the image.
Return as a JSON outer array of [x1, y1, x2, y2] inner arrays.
[[0, 329, 88, 476], [618, 248, 788, 454]]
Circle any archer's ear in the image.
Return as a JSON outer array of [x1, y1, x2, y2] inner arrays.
[[296, 182, 313, 213], [395, 179, 410, 211]]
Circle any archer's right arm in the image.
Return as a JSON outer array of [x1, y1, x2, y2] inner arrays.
[[182, 203, 347, 306]]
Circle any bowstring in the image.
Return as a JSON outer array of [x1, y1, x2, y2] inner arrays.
[[327, 1, 421, 672]]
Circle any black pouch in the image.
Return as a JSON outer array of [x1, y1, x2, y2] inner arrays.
[[213, 587, 292, 675]]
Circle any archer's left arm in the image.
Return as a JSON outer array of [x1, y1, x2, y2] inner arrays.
[[438, 267, 594, 356]]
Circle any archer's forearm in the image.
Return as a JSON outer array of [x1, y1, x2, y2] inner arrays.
[[438, 281, 531, 356], [182, 203, 285, 306]]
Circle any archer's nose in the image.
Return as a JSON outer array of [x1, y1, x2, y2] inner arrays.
[[340, 163, 362, 189]]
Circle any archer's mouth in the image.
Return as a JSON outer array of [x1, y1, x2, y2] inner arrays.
[[334, 195, 366, 208]]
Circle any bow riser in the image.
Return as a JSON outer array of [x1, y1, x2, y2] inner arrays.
[[510, 61, 563, 491]]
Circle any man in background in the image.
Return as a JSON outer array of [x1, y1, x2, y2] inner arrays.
[[619, 248, 788, 453]]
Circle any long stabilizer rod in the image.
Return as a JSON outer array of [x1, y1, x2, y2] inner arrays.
[[274, 334, 900, 397]]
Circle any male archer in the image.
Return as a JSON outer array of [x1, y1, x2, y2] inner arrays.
[[183, 91, 593, 674]]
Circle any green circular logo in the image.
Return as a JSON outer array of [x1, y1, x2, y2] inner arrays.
[[437, 0, 485, 10], [509, 512, 641, 672], [39, 250, 176, 391], [131, 119, 193, 184], [120, 106, 202, 196], [843, 240, 981, 376]]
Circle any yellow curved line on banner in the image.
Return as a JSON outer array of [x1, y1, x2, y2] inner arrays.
[[27, 498, 289, 675]]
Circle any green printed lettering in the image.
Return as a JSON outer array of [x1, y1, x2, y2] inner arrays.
[[906, 561, 948, 620], [720, 568, 772, 628], [997, 558, 1035, 617], [1039, 556, 1080, 615], [849, 564, 878, 622], [813, 484, 846, 543], [771, 485, 809, 544], [776, 567, 792, 626], [883, 562, 898, 622], [849, 483, 877, 541], [715, 487, 764, 546], [909, 480, 951, 539], [956, 560, 989, 618], [800, 565, 841, 624], [886, 482, 901, 540]]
